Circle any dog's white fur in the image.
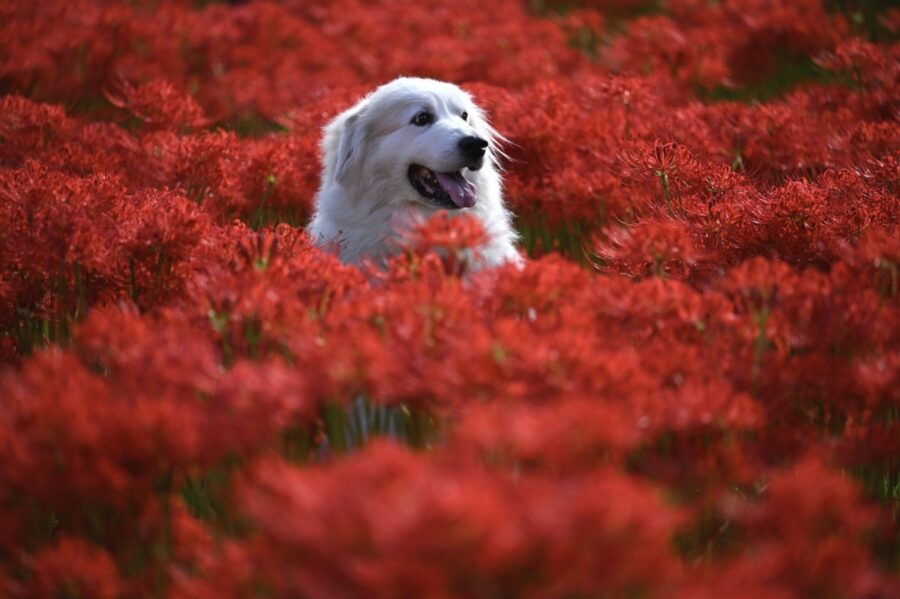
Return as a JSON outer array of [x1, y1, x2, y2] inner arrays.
[[308, 77, 520, 269]]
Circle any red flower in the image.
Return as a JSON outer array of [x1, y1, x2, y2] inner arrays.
[[592, 218, 702, 278], [25, 537, 123, 599], [106, 79, 210, 131]]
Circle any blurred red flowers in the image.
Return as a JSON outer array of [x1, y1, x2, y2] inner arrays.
[[1, 0, 898, 596]]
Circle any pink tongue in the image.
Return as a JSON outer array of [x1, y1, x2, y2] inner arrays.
[[435, 172, 477, 208]]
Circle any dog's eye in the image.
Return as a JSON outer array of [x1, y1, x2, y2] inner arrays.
[[460, 111, 469, 121], [411, 111, 434, 127]]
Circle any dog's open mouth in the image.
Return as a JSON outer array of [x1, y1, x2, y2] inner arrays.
[[408, 164, 476, 210]]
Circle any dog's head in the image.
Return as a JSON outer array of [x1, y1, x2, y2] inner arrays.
[[321, 77, 500, 212]]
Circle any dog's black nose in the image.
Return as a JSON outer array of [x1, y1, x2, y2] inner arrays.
[[458, 136, 488, 166]]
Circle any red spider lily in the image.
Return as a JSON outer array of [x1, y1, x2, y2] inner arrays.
[[451, 397, 641, 471], [714, 454, 886, 597], [605, 0, 847, 90], [20, 537, 123, 599], [386, 212, 489, 278], [0, 95, 69, 157], [592, 218, 703, 279], [816, 38, 898, 96], [619, 140, 708, 216], [105, 79, 211, 131], [397, 213, 488, 258], [0, 350, 199, 507], [216, 442, 683, 599], [842, 226, 900, 296]]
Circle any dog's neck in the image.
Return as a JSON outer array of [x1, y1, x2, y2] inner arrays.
[[309, 182, 417, 265]]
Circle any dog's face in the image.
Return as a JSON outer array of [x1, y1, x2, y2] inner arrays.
[[324, 78, 497, 212]]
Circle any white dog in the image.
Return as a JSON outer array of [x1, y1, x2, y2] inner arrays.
[[307, 77, 521, 269]]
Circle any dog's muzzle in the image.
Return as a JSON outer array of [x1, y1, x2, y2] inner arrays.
[[408, 165, 477, 209], [458, 136, 488, 170]]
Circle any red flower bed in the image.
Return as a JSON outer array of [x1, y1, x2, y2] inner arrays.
[[1, 0, 898, 596]]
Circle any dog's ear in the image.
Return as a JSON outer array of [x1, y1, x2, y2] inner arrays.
[[327, 107, 367, 186]]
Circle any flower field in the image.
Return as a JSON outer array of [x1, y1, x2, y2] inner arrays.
[[1, 0, 899, 596]]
